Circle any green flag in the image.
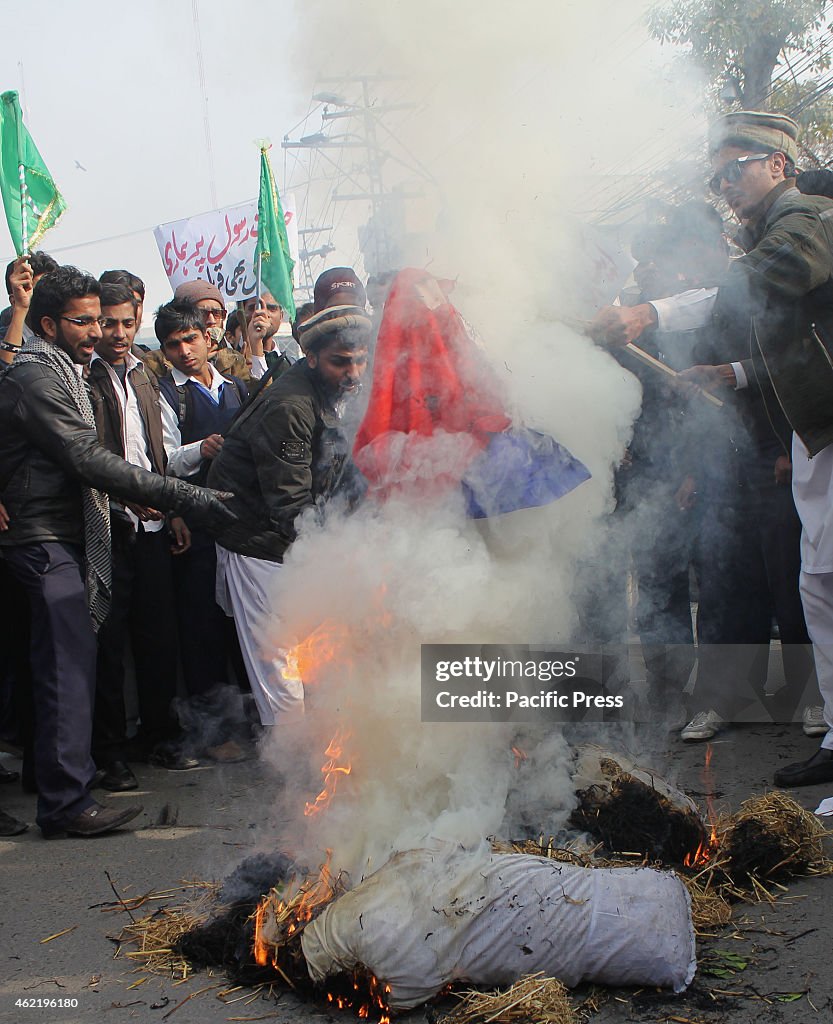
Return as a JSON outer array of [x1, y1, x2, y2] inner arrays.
[[254, 146, 295, 320], [0, 91, 66, 256]]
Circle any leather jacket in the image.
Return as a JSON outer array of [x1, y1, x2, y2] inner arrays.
[[207, 360, 365, 561], [0, 360, 189, 547], [716, 180, 833, 457]]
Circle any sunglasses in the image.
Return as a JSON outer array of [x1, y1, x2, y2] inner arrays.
[[709, 153, 771, 196]]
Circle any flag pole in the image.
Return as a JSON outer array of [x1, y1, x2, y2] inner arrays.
[[256, 253, 263, 305], [15, 102, 28, 256]]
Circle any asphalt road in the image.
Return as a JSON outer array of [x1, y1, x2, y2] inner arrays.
[[0, 720, 830, 1024]]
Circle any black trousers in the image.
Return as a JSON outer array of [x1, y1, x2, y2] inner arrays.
[[0, 558, 35, 772], [172, 529, 248, 698], [694, 471, 815, 720], [93, 524, 179, 764], [3, 542, 96, 831]]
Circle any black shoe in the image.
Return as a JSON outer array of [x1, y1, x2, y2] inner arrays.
[[43, 802, 143, 838], [0, 808, 28, 836], [774, 747, 833, 788], [0, 763, 20, 784], [95, 761, 138, 792], [148, 746, 202, 771]]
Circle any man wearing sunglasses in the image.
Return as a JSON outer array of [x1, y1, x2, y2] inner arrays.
[[591, 111, 833, 785]]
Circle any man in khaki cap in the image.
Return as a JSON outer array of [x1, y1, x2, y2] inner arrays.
[[591, 111, 833, 784]]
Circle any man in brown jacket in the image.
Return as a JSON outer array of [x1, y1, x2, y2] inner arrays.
[[87, 283, 196, 786]]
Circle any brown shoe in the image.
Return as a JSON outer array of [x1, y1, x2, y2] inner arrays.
[[44, 802, 143, 838], [205, 740, 248, 764]]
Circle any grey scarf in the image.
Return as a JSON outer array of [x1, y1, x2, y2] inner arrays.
[[15, 337, 111, 630]]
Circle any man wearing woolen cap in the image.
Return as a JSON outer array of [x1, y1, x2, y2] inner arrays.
[[207, 307, 371, 731], [590, 110, 833, 782]]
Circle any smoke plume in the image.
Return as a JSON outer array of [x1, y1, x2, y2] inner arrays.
[[254, 0, 705, 880]]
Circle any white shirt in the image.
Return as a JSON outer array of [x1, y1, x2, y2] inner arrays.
[[161, 363, 230, 479], [90, 351, 163, 533], [648, 287, 747, 389]]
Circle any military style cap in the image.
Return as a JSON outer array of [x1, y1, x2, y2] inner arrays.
[[709, 110, 799, 163]]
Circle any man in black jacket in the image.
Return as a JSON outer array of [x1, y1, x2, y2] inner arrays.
[[208, 305, 371, 728], [0, 266, 234, 838]]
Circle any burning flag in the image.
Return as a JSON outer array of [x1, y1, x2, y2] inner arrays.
[[353, 269, 590, 515]]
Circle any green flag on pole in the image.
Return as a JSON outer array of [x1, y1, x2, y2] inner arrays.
[[0, 91, 66, 256], [254, 145, 295, 320]]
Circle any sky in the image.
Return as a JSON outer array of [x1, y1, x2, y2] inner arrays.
[[0, 0, 704, 324]]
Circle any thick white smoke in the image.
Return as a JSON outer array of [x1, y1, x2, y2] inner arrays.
[[254, 0, 703, 880]]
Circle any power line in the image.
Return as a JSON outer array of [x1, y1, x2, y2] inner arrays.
[[190, 0, 217, 209]]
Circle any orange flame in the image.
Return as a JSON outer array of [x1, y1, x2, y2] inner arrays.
[[305, 729, 353, 817], [251, 850, 340, 970], [511, 746, 528, 770], [282, 620, 352, 689], [252, 901, 269, 967], [297, 849, 335, 921], [684, 742, 720, 867], [325, 970, 392, 1023]]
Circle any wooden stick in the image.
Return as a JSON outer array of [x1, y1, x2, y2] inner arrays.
[[624, 342, 724, 408]]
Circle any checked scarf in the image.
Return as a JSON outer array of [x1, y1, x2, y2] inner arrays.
[[15, 337, 111, 630]]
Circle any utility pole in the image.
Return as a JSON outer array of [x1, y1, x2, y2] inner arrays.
[[282, 76, 432, 279]]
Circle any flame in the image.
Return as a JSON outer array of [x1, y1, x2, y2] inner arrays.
[[297, 849, 336, 921], [325, 969, 392, 1023], [684, 742, 720, 867], [252, 901, 269, 967], [281, 620, 352, 689], [305, 729, 353, 817], [251, 849, 341, 972], [511, 746, 528, 770]]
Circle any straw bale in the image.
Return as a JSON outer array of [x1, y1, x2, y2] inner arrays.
[[441, 973, 575, 1024]]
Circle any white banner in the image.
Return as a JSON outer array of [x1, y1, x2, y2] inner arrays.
[[154, 195, 298, 304]]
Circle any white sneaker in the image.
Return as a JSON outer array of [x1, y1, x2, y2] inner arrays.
[[802, 705, 827, 737], [681, 709, 724, 742]]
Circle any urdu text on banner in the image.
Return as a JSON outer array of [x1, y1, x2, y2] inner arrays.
[[153, 195, 298, 303]]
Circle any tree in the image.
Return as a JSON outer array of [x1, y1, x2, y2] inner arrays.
[[648, 0, 831, 110]]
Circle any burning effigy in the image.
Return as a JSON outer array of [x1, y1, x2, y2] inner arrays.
[[569, 747, 709, 864], [278, 843, 697, 1005]]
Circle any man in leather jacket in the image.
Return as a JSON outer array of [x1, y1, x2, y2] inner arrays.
[[0, 266, 235, 837], [208, 304, 371, 729]]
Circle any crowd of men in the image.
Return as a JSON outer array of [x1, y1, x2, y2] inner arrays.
[[0, 260, 374, 838], [2, 108, 833, 839]]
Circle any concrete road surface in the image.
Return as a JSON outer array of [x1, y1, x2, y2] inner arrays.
[[0, 721, 831, 1024]]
